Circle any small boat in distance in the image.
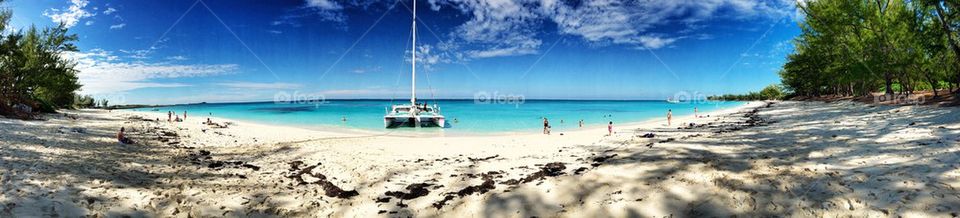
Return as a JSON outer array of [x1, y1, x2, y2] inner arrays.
[[384, 0, 445, 128], [666, 97, 681, 104]]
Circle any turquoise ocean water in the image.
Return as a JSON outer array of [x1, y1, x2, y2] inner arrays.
[[130, 100, 745, 134]]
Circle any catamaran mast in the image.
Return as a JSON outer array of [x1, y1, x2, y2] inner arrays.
[[410, 0, 417, 107]]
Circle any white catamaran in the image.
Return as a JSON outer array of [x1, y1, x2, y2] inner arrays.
[[384, 0, 445, 128]]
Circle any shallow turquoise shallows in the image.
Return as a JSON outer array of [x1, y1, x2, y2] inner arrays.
[[130, 100, 745, 134]]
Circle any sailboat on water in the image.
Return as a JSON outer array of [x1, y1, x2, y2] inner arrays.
[[384, 0, 445, 128]]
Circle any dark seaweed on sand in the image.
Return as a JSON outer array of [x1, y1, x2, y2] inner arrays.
[[287, 161, 359, 199]]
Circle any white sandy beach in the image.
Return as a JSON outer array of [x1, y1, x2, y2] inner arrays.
[[2, 101, 960, 217]]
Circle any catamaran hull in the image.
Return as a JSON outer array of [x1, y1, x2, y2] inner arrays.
[[384, 116, 445, 128]]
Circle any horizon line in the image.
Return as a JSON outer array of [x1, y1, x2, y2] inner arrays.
[[120, 98, 729, 107]]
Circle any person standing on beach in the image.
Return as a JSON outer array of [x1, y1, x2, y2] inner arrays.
[[543, 118, 550, 135], [694, 107, 698, 118], [607, 121, 613, 136], [579, 119, 584, 128], [667, 109, 673, 126], [183, 111, 187, 120], [167, 111, 172, 122]]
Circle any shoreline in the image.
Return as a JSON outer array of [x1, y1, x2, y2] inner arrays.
[[121, 101, 753, 138]]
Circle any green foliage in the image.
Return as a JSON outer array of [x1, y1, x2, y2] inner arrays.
[[0, 0, 81, 116], [759, 84, 786, 100], [709, 84, 786, 101], [73, 94, 95, 108], [781, 0, 960, 97]]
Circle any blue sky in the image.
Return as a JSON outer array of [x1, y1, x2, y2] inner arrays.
[[13, 0, 801, 104]]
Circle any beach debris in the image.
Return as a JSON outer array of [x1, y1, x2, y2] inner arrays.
[[432, 177, 496, 210], [70, 127, 86, 134], [162, 131, 178, 137], [187, 150, 261, 172], [433, 196, 456, 209], [286, 161, 359, 199], [591, 154, 618, 167], [640, 133, 656, 138], [188, 150, 214, 164], [713, 103, 773, 134], [384, 183, 434, 200], [242, 164, 260, 171], [503, 162, 567, 185], [431, 170, 505, 209], [468, 155, 499, 162], [453, 178, 496, 197], [573, 167, 589, 175], [461, 171, 504, 179], [658, 138, 676, 143]]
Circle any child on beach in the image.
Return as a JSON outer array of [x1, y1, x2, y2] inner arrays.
[[607, 122, 613, 136], [167, 111, 172, 122], [667, 109, 673, 126]]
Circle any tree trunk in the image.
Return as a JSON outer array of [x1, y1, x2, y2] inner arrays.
[[925, 69, 939, 97], [884, 72, 895, 95], [934, 4, 960, 91]]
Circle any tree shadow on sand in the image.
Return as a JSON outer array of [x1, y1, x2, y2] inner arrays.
[[355, 101, 960, 217]]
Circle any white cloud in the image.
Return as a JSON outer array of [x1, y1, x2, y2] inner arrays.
[[280, 0, 354, 25], [84, 20, 94, 26], [635, 36, 679, 50], [166, 56, 188, 61], [306, 0, 343, 10], [119, 49, 152, 59], [109, 23, 126, 29], [542, 0, 797, 48], [428, 0, 542, 58], [404, 44, 463, 70], [422, 0, 797, 53], [216, 82, 303, 89], [294, 0, 797, 59], [103, 7, 117, 15], [65, 50, 238, 94], [44, 0, 94, 28]]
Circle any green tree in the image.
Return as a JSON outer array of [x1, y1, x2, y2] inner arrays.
[[781, 0, 957, 98], [0, 0, 81, 116]]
